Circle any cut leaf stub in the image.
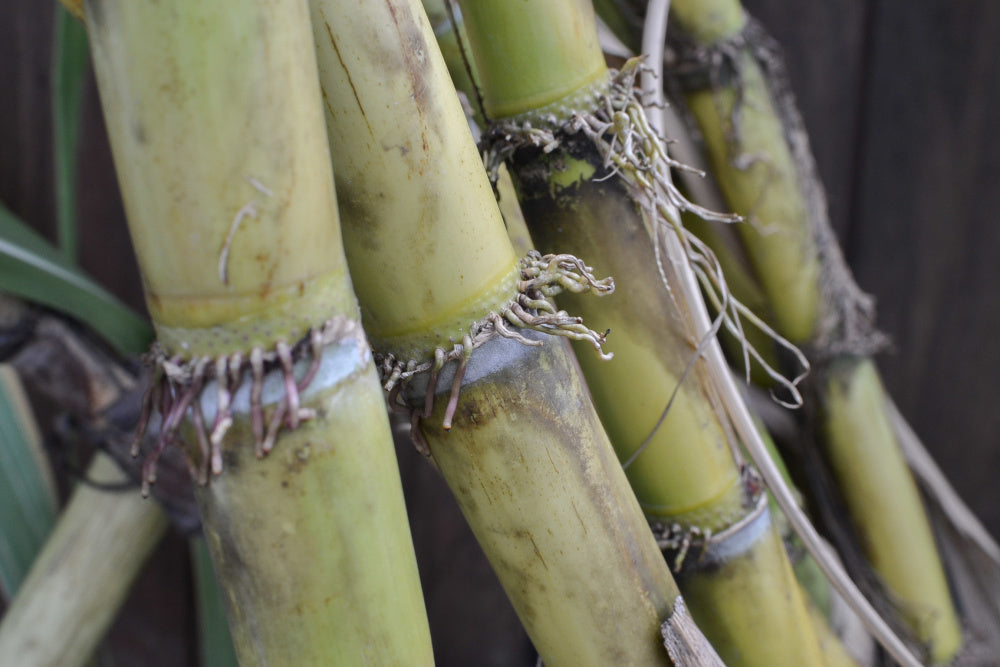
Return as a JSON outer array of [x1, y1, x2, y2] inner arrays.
[[131, 315, 368, 495]]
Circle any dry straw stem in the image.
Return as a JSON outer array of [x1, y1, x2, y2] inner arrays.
[[312, 0, 719, 663], [85, 0, 432, 662], [0, 452, 168, 667]]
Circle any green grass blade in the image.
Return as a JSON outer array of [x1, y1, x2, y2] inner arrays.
[[0, 366, 59, 601], [191, 538, 238, 667], [52, 4, 90, 262], [0, 203, 152, 356]]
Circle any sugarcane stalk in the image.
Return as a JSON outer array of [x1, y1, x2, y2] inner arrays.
[[84, 0, 433, 662], [310, 1, 719, 663], [661, 0, 962, 660], [420, 0, 536, 257], [806, 597, 864, 667], [0, 452, 168, 667], [680, 44, 820, 344], [822, 358, 960, 663], [456, 2, 835, 665]]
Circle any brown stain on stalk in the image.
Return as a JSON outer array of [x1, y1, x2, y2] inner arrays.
[[284, 441, 313, 476], [419, 340, 678, 660], [478, 477, 495, 506], [322, 16, 375, 142], [571, 501, 589, 536], [528, 534, 548, 570], [385, 0, 437, 154]]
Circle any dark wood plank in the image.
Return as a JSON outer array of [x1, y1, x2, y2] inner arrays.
[[1, 2, 57, 241], [848, 0, 1000, 537]]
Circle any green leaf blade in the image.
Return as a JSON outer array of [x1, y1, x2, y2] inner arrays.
[[191, 538, 239, 667], [0, 366, 59, 600], [52, 4, 90, 262], [0, 204, 152, 356]]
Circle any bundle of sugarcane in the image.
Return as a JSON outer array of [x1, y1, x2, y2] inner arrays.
[[442, 1, 891, 664], [75, 0, 435, 662], [309, 0, 726, 663], [661, 1, 965, 662], [595, 0, 985, 664]]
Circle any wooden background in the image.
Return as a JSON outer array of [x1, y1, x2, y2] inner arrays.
[[3, 1, 998, 664]]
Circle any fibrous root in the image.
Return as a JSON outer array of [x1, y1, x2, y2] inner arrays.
[[378, 250, 614, 447], [482, 60, 810, 408], [131, 315, 362, 496]]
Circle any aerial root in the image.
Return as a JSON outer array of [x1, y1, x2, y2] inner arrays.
[[132, 315, 363, 494], [651, 521, 714, 573], [481, 59, 809, 409], [651, 474, 766, 573], [380, 250, 615, 449]]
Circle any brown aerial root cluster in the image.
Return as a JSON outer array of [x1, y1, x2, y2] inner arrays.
[[377, 250, 614, 452], [131, 315, 364, 495], [481, 59, 810, 407]]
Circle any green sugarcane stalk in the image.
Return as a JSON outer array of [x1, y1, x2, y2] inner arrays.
[[310, 1, 720, 663], [454, 1, 836, 665], [420, 0, 536, 258], [83, 0, 433, 662], [659, 0, 962, 661], [823, 358, 959, 662], [0, 311, 169, 666], [0, 452, 168, 666]]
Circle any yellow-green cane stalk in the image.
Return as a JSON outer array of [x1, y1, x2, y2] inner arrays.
[[0, 452, 168, 667], [420, 1, 536, 258], [311, 1, 719, 663], [751, 418, 867, 665], [754, 421, 832, 615], [460, 2, 830, 665], [682, 49, 821, 344], [823, 358, 961, 663], [85, 0, 433, 662], [807, 598, 864, 667], [661, 1, 962, 660]]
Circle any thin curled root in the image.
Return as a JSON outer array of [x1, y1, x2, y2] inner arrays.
[[131, 315, 364, 495], [442, 336, 473, 431], [379, 250, 614, 446], [650, 521, 714, 573], [481, 60, 810, 409]]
